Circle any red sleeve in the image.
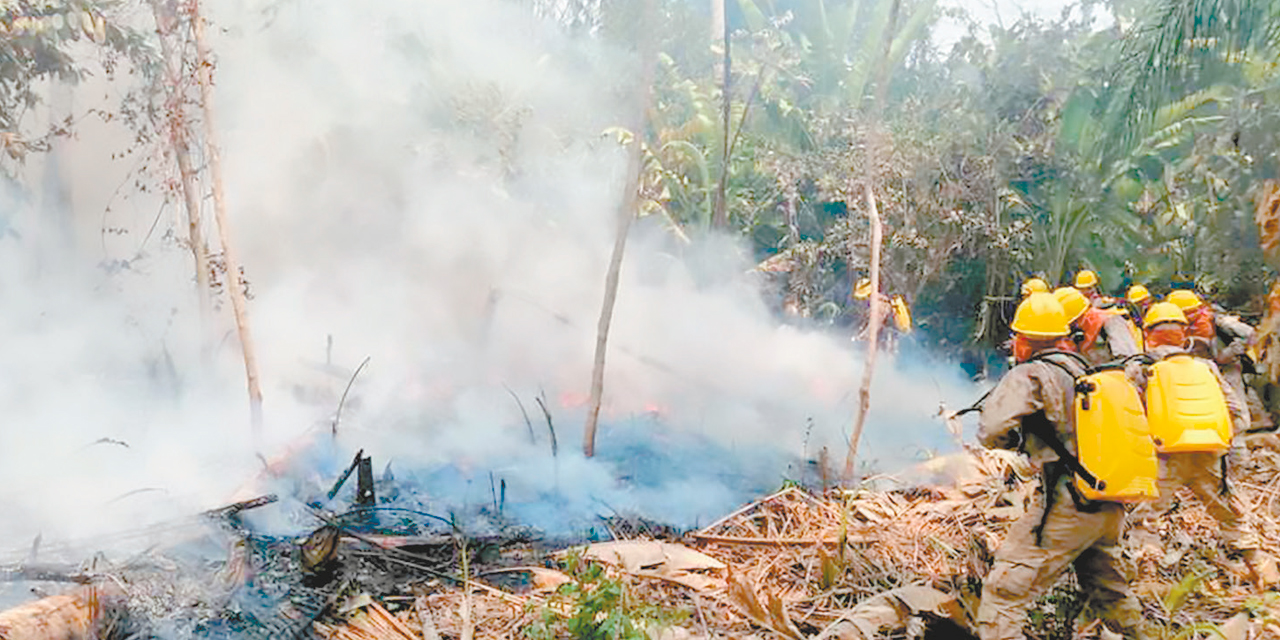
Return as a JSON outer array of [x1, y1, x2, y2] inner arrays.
[[1189, 313, 1215, 340], [1077, 308, 1108, 350]]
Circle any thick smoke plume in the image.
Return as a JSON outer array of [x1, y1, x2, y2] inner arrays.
[[0, 0, 978, 562]]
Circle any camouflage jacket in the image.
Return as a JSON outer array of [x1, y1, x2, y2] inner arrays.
[[978, 352, 1087, 468], [1078, 311, 1140, 367]]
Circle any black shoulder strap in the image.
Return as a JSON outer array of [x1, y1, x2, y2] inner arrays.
[[953, 387, 994, 417], [1019, 353, 1105, 491], [1021, 411, 1104, 491], [1028, 350, 1091, 377], [1154, 350, 1190, 363], [1220, 455, 1230, 496], [1214, 321, 1236, 345], [955, 351, 1089, 417]]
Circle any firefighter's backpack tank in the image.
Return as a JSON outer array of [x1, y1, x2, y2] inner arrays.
[[1146, 354, 1232, 453], [1072, 368, 1159, 502], [890, 295, 912, 333]]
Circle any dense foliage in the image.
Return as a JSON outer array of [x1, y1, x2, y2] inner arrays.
[[0, 0, 153, 175], [521, 0, 1280, 360], [7, 0, 1280, 361]]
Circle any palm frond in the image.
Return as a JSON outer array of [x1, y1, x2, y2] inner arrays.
[[1108, 0, 1277, 152]]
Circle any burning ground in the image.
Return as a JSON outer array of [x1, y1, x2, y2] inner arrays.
[[4, 0, 1255, 638], [9, 436, 1280, 639]]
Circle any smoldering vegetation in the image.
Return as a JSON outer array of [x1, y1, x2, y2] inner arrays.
[[0, 0, 977, 558]]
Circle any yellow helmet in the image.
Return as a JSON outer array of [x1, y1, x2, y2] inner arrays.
[[1074, 269, 1099, 289], [853, 278, 873, 300], [1166, 289, 1203, 312], [1052, 287, 1090, 324], [1142, 301, 1188, 329], [1126, 284, 1151, 304], [1020, 277, 1050, 297], [1011, 292, 1070, 338]]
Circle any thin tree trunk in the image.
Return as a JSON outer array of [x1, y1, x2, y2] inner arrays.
[[710, 0, 724, 43], [191, 1, 264, 434], [151, 0, 212, 347], [583, 0, 657, 458], [843, 186, 883, 483], [841, 0, 903, 482], [711, 1, 731, 229]]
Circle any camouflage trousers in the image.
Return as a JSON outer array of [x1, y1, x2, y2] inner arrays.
[[1224, 366, 1273, 431], [1134, 452, 1260, 551], [977, 481, 1144, 640]]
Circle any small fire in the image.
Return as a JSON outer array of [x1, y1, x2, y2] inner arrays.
[[559, 391, 590, 408], [808, 377, 840, 404], [556, 391, 668, 420]]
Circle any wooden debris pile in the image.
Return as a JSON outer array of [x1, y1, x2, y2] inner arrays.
[[310, 449, 1017, 638], [312, 445, 1280, 639], [13, 445, 1280, 638]]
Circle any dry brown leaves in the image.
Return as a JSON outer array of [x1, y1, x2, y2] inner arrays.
[[1256, 180, 1280, 259], [1255, 182, 1280, 384], [318, 445, 1280, 639]]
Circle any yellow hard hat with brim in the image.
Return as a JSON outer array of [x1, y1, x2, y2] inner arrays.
[[854, 278, 873, 300], [1126, 284, 1151, 304], [1167, 289, 1203, 312], [1074, 270, 1099, 289], [1053, 287, 1090, 324], [1012, 292, 1070, 338], [1021, 277, 1049, 297], [1142, 301, 1187, 329]]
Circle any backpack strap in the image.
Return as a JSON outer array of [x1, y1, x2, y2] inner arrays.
[[1020, 411, 1104, 492], [1028, 350, 1091, 376], [1024, 412, 1105, 545], [953, 386, 995, 418], [1029, 351, 1112, 409], [1035, 459, 1104, 545], [1221, 454, 1230, 496], [955, 351, 1090, 417]]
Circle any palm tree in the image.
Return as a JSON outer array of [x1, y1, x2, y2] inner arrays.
[[1112, 0, 1280, 376], [1110, 0, 1279, 148]]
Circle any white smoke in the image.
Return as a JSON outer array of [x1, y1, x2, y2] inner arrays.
[[0, 0, 979, 559]]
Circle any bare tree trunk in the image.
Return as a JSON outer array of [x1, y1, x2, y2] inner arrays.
[[843, 186, 883, 483], [710, 0, 724, 43], [191, 1, 264, 434], [711, 0, 731, 229], [151, 0, 212, 347], [840, 0, 903, 482], [583, 0, 657, 458]]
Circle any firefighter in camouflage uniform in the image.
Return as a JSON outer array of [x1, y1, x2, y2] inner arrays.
[[976, 292, 1145, 640]]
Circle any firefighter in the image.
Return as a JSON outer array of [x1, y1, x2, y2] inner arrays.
[[976, 292, 1144, 640], [852, 278, 911, 349], [1167, 290, 1216, 356], [1074, 269, 1100, 300], [1074, 269, 1117, 307], [1021, 277, 1050, 299], [1122, 284, 1155, 350], [1132, 302, 1278, 587], [1167, 290, 1271, 430], [1054, 287, 1140, 366], [1126, 284, 1154, 319]]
